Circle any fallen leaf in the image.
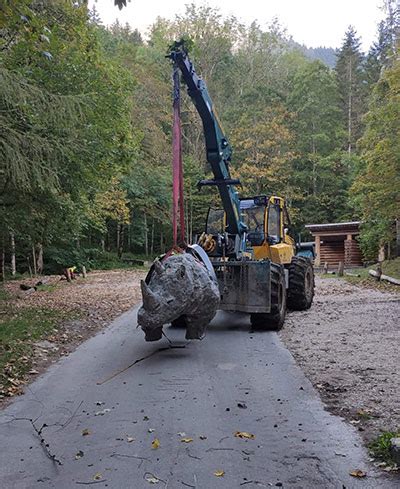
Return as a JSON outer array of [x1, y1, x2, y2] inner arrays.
[[214, 470, 225, 477], [199, 435, 207, 440], [127, 437, 135, 443], [177, 432, 186, 437], [349, 469, 366, 478], [81, 428, 91, 436], [148, 428, 155, 433], [151, 438, 160, 449], [95, 408, 110, 416], [237, 402, 247, 409], [234, 431, 255, 440], [181, 438, 193, 443], [93, 473, 102, 480], [75, 450, 84, 459], [28, 369, 39, 375], [145, 474, 160, 484]]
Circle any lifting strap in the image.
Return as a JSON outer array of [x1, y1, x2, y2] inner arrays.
[[171, 64, 186, 251]]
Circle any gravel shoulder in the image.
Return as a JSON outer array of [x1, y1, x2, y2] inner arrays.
[[280, 276, 400, 449]]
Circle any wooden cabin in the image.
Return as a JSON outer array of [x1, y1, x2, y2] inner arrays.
[[305, 221, 363, 268]]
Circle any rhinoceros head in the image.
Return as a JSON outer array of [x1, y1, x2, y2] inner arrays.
[[138, 258, 188, 328]]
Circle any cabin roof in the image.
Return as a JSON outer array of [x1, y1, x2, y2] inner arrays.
[[305, 221, 361, 234]]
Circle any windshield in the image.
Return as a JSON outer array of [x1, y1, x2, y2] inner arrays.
[[241, 206, 265, 233]]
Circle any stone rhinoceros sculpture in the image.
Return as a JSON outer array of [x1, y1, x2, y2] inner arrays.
[[137, 252, 220, 341]]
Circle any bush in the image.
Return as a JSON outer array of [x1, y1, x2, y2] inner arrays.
[[43, 246, 132, 273]]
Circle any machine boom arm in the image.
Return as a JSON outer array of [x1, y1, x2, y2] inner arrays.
[[168, 45, 246, 237]]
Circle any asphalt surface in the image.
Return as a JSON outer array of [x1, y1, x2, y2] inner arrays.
[[0, 307, 397, 489]]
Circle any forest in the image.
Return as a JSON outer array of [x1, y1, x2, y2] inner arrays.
[[0, 0, 399, 276]]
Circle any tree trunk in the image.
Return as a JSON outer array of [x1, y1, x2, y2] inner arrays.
[[0, 237, 5, 282], [150, 219, 154, 256], [116, 224, 120, 254], [36, 243, 43, 275], [10, 232, 16, 277], [65, 268, 72, 282], [144, 213, 148, 257], [117, 224, 123, 259], [348, 56, 353, 154], [378, 245, 385, 262], [27, 256, 32, 278], [32, 243, 37, 276], [101, 238, 105, 252], [160, 229, 164, 254]]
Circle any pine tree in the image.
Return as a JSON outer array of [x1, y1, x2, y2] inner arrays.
[[365, 2, 400, 87], [352, 47, 400, 259], [335, 26, 366, 153]]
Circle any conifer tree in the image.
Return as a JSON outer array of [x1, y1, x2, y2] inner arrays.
[[352, 48, 400, 259], [365, 1, 400, 87], [335, 26, 366, 153]]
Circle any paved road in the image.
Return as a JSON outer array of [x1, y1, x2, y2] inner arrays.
[[0, 308, 397, 488]]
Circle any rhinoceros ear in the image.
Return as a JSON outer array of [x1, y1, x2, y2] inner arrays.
[[176, 264, 186, 279], [153, 260, 164, 276], [141, 280, 159, 311]]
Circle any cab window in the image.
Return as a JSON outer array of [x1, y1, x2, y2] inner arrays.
[[268, 204, 281, 242], [241, 206, 265, 246]]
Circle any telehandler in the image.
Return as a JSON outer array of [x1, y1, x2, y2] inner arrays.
[[165, 41, 315, 331]]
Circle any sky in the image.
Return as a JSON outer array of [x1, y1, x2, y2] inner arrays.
[[88, 0, 386, 51]]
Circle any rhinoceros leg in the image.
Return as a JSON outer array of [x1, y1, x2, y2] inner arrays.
[[144, 327, 163, 342], [185, 313, 216, 340]]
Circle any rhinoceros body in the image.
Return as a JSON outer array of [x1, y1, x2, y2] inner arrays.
[[137, 253, 220, 341]]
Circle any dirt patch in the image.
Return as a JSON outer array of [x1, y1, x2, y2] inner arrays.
[[280, 276, 400, 451], [1, 269, 147, 406]]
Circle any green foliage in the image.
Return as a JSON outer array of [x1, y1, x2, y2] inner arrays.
[[335, 26, 366, 152], [0, 1, 396, 272], [379, 257, 400, 280], [369, 431, 400, 465], [352, 51, 400, 259], [43, 247, 132, 273], [0, 305, 71, 390]]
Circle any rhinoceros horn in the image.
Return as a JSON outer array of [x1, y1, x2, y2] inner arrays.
[[141, 280, 159, 311], [153, 260, 164, 276]]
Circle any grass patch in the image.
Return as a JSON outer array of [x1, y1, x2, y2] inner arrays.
[[374, 257, 400, 281], [369, 431, 400, 465], [342, 265, 399, 292], [35, 284, 57, 293], [0, 306, 70, 397], [0, 286, 10, 301]]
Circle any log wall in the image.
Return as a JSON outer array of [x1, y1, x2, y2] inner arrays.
[[319, 240, 345, 267], [318, 238, 363, 268], [344, 239, 363, 267]]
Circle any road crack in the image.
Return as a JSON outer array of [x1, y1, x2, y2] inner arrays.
[[97, 344, 187, 385]]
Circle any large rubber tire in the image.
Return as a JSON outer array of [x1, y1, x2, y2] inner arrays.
[[250, 263, 287, 331], [287, 256, 315, 311]]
